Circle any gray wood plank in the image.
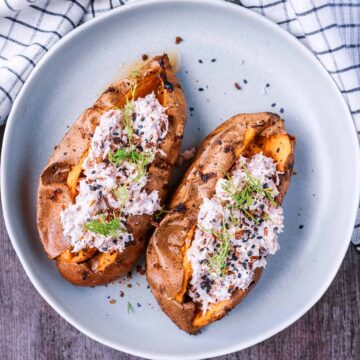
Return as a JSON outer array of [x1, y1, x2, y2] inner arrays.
[[0, 126, 359, 359]]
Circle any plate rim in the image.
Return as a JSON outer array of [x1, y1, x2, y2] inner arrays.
[[1, 0, 360, 359]]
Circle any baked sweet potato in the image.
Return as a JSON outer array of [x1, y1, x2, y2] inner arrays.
[[147, 112, 295, 333], [37, 54, 186, 286]]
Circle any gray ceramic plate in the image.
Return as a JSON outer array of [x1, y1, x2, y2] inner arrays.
[[2, 0, 360, 359]]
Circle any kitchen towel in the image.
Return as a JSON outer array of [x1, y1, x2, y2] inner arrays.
[[0, 0, 360, 249]]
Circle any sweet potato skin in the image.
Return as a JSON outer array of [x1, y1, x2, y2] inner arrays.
[[146, 112, 295, 334], [37, 55, 186, 286]]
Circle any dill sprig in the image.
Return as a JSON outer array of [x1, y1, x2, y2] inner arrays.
[[129, 69, 140, 79], [221, 177, 258, 223], [121, 84, 136, 144], [85, 215, 124, 237], [243, 169, 277, 206], [133, 151, 153, 182], [199, 219, 231, 274], [108, 147, 142, 165], [108, 81, 153, 182], [108, 147, 152, 182], [113, 184, 128, 208], [154, 207, 168, 222], [127, 302, 134, 314], [221, 169, 277, 223]]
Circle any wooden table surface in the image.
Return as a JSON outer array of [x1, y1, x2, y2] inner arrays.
[[0, 127, 359, 360]]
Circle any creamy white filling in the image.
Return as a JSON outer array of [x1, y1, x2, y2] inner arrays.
[[186, 153, 284, 313], [60, 92, 168, 253]]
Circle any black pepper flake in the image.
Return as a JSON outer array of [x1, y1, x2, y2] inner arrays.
[[125, 239, 135, 248], [243, 79, 248, 84], [198, 59, 203, 64], [142, 54, 149, 61], [164, 80, 174, 92], [211, 58, 216, 62], [172, 203, 187, 213], [299, 225, 304, 229], [266, 83, 270, 88], [198, 87, 204, 92], [189, 107, 194, 112], [271, 103, 276, 107], [200, 172, 216, 183], [280, 108, 284, 113], [217, 139, 222, 145]]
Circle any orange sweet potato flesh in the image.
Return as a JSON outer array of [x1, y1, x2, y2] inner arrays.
[[146, 113, 295, 333], [37, 55, 186, 286]]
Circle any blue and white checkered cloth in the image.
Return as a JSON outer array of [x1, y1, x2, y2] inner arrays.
[[1, 0, 360, 250]]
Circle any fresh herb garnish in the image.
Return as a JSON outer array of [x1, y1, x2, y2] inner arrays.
[[122, 102, 134, 144], [199, 219, 231, 274], [129, 69, 140, 79], [127, 302, 134, 314], [119, 80, 137, 145], [133, 151, 153, 182], [85, 215, 124, 237], [221, 169, 277, 224], [154, 207, 168, 222], [113, 185, 128, 208], [108, 81, 153, 182], [108, 147, 152, 182], [221, 176, 258, 223], [108, 148, 141, 165], [243, 169, 277, 206]]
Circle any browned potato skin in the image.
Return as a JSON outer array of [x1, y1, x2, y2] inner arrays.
[[146, 112, 295, 334], [37, 55, 186, 286]]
